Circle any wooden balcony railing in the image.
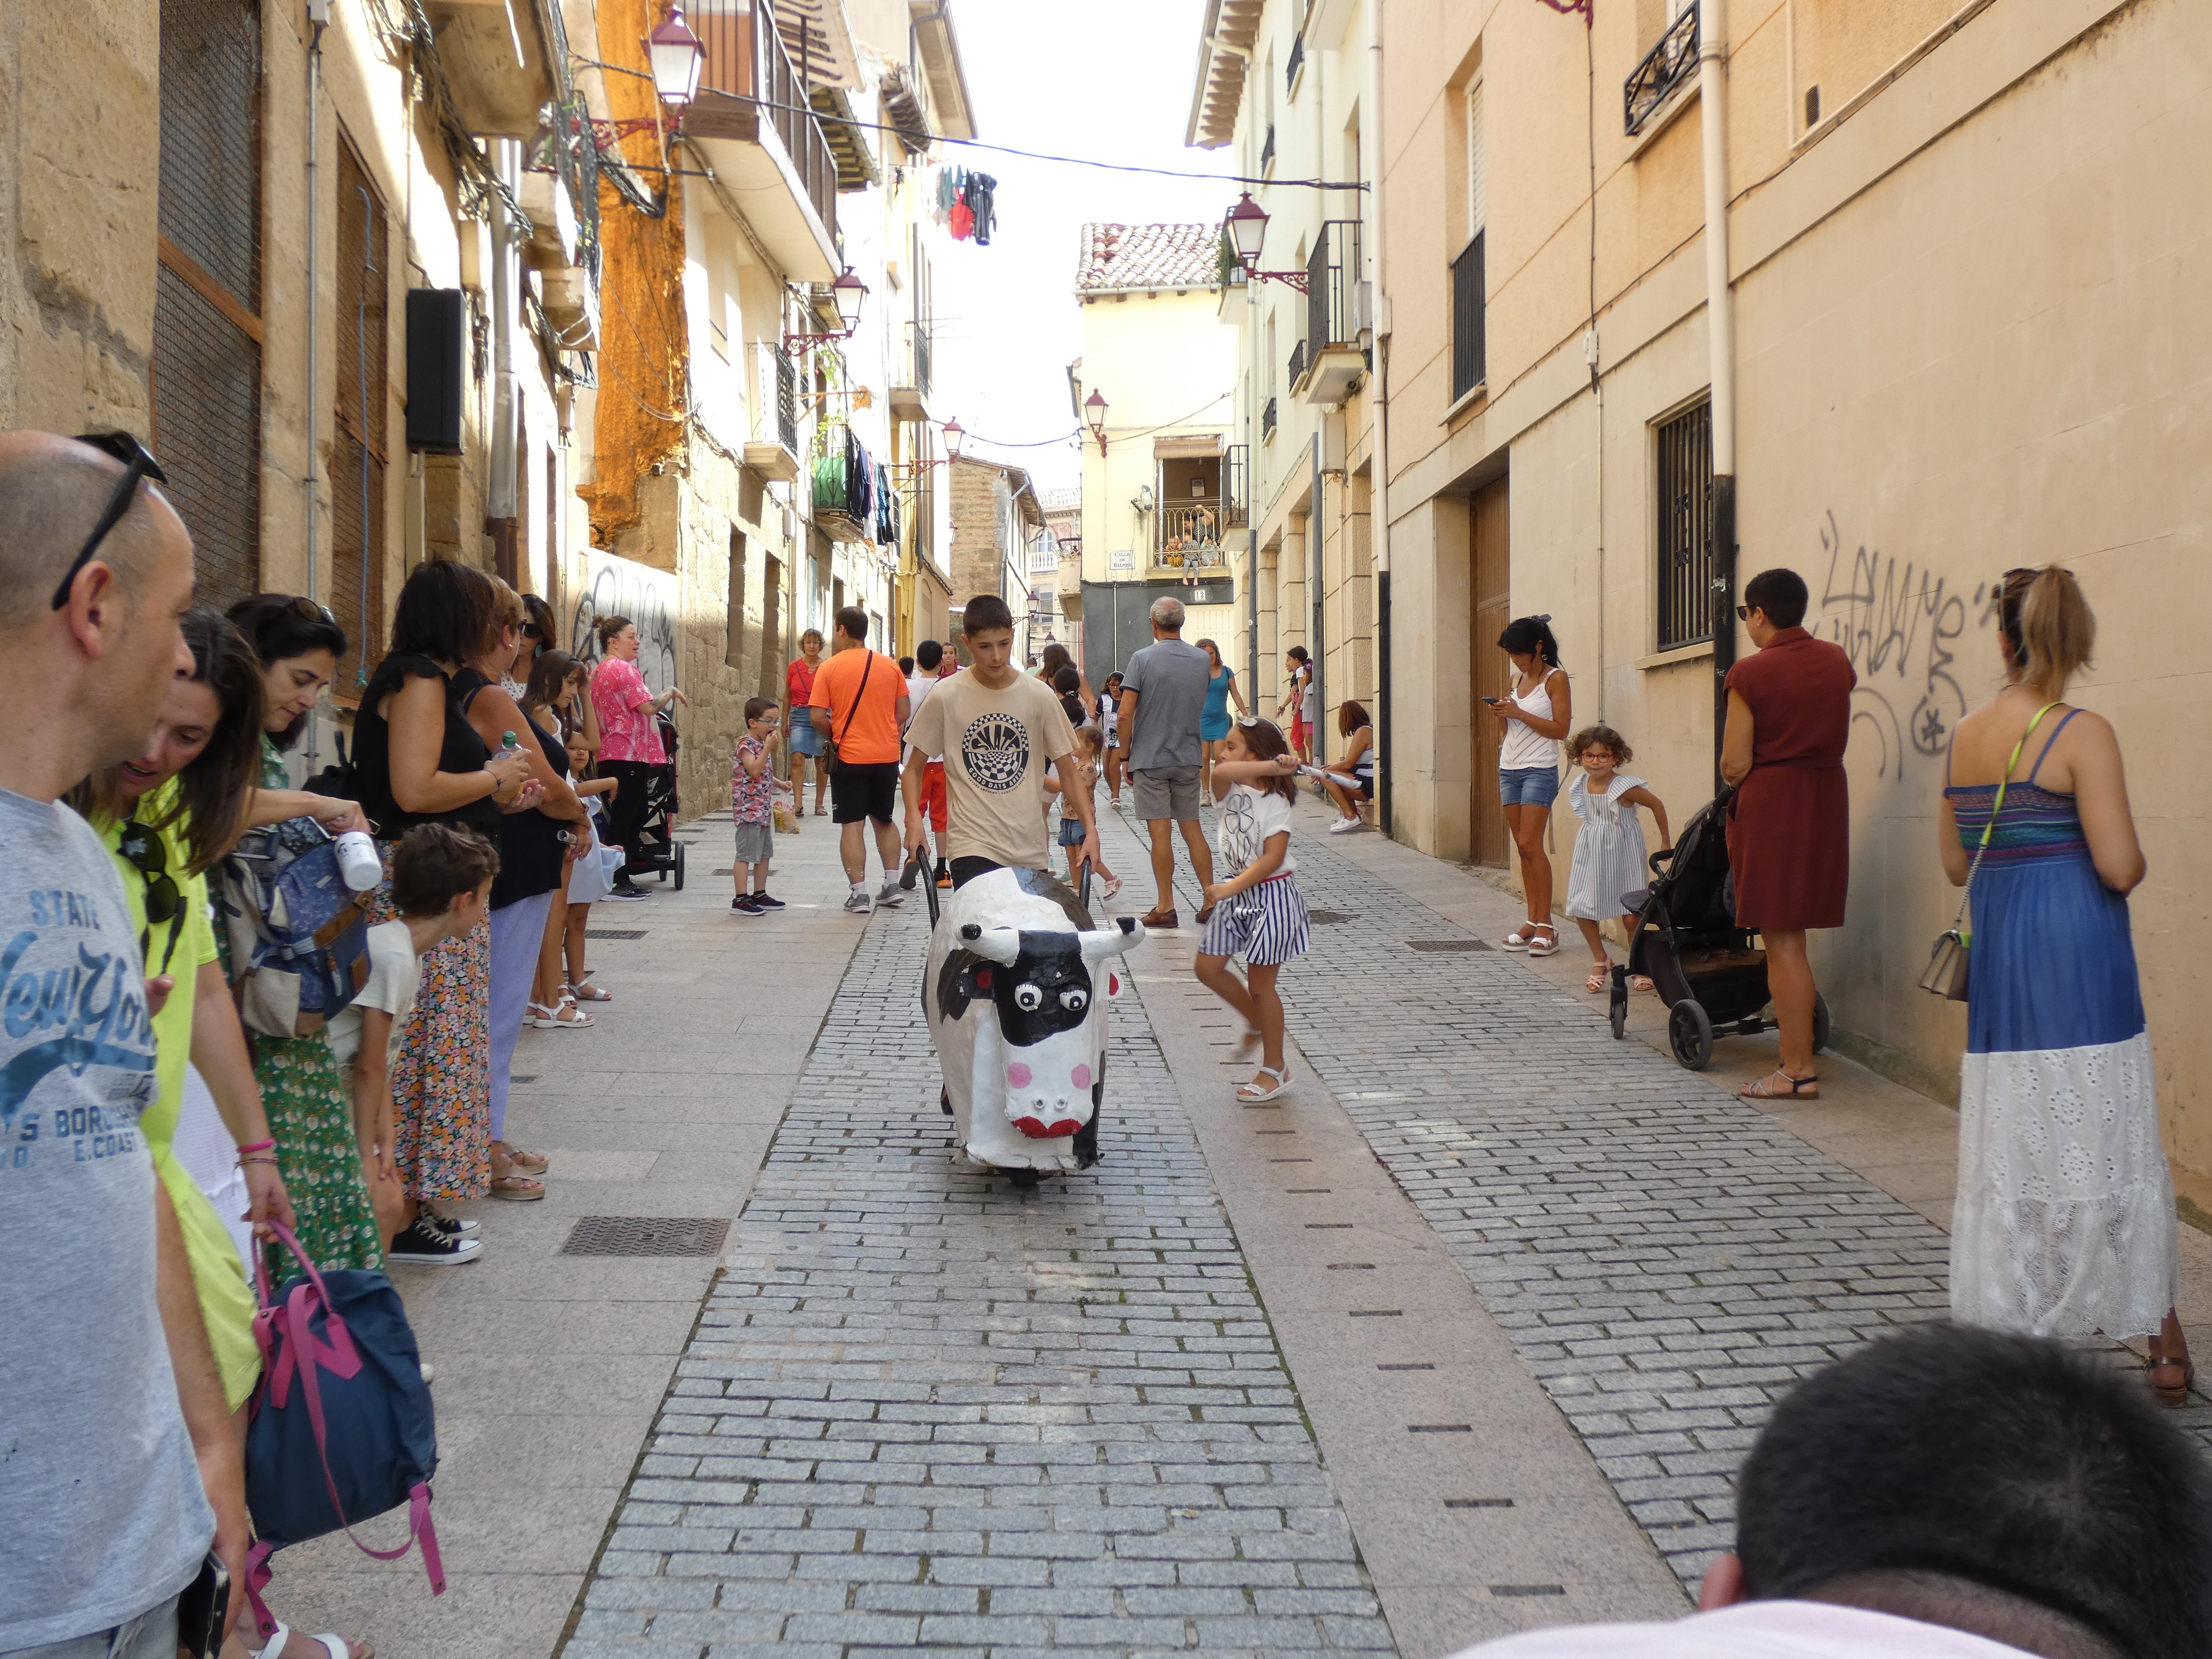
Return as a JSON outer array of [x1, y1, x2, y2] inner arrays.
[[694, 0, 838, 243]]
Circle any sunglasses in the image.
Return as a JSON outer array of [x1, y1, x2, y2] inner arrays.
[[521, 621, 544, 641], [117, 813, 186, 974], [290, 595, 337, 628], [51, 433, 168, 611]]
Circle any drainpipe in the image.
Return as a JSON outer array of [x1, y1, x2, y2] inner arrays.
[[302, 4, 325, 761], [1309, 432, 1324, 771], [1364, 0, 1390, 835], [486, 137, 521, 585], [1699, 0, 1738, 790]]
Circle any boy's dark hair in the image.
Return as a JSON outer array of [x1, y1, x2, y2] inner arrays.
[[1565, 723, 1632, 765], [963, 594, 1014, 637], [1337, 699, 1371, 736], [1742, 567, 1810, 629], [1052, 665, 1082, 695], [1738, 1324, 2212, 1658], [1233, 717, 1299, 804], [916, 638, 944, 671], [898, 656, 914, 675], [390, 824, 500, 919], [833, 605, 868, 642], [742, 695, 775, 724]]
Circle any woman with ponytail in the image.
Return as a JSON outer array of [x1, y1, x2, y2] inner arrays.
[[1485, 615, 1571, 956], [1937, 565, 2189, 1403]]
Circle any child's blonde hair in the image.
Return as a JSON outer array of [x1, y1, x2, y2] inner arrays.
[[1565, 724, 1633, 765], [1072, 725, 1104, 758]]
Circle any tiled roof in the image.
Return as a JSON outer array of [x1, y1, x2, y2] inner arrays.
[[1076, 223, 1220, 293]]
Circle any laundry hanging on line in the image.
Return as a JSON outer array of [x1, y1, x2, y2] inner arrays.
[[931, 164, 999, 246]]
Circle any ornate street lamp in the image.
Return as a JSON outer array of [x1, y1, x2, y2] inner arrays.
[[942, 416, 965, 461], [1083, 389, 1109, 455], [785, 267, 868, 352], [647, 5, 705, 107], [1222, 192, 1308, 293]]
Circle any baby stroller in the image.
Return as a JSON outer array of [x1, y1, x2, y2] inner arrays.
[[1610, 784, 1829, 1070], [620, 711, 686, 891]]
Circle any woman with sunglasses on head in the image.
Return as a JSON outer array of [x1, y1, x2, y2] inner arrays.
[[353, 561, 540, 1261], [224, 595, 395, 1274], [1938, 565, 2190, 1404], [459, 581, 586, 1197], [66, 609, 297, 1419]]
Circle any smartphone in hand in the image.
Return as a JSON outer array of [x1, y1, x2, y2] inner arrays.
[[176, 1549, 230, 1659]]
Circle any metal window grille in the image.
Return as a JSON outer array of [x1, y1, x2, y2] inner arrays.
[[1288, 337, 1308, 390], [1450, 231, 1485, 400], [331, 136, 389, 692], [1260, 124, 1276, 175], [1626, 4, 1700, 135], [1262, 397, 1278, 441], [1655, 399, 1715, 650], [152, 0, 262, 611], [776, 346, 798, 450], [1286, 34, 1304, 92], [1224, 444, 1249, 528]]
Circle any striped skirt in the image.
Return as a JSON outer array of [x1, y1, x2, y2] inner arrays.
[[1199, 872, 1311, 966]]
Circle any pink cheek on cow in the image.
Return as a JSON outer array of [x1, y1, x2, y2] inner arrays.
[[1070, 1064, 1092, 1090], [1007, 1062, 1032, 1087]]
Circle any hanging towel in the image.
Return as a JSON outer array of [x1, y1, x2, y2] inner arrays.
[[968, 172, 998, 246]]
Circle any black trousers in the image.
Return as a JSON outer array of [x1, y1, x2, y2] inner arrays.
[[600, 760, 657, 879]]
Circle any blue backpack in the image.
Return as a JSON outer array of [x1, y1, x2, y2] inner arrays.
[[218, 817, 373, 1038], [243, 1224, 445, 1636]]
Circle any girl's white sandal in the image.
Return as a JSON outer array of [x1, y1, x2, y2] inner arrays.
[[1236, 1065, 1291, 1103]]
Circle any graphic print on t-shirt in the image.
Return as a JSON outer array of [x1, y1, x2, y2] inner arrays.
[[0, 886, 158, 1143], [1218, 789, 1260, 868], [961, 712, 1031, 792]]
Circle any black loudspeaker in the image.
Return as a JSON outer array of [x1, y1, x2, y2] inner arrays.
[[406, 288, 465, 455]]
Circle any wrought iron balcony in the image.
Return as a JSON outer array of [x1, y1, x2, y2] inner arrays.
[[1625, 5, 1699, 136], [1288, 337, 1308, 391], [1260, 123, 1275, 176], [1285, 34, 1304, 94], [1262, 396, 1278, 441], [1450, 231, 1484, 400]]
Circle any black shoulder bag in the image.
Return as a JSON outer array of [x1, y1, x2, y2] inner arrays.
[[824, 651, 874, 776]]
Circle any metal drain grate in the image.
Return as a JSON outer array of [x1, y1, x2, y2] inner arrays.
[[560, 1215, 730, 1257], [511, 1075, 537, 1085], [1307, 909, 1355, 925], [586, 928, 647, 940], [1406, 938, 1491, 952]]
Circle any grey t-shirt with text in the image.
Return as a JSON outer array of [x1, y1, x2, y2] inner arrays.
[[1121, 638, 1212, 772], [0, 789, 213, 1649]]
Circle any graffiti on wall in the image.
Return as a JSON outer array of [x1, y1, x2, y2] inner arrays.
[[569, 548, 680, 690], [1814, 510, 1997, 781]]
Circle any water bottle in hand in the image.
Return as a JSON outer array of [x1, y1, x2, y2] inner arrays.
[[333, 830, 383, 892]]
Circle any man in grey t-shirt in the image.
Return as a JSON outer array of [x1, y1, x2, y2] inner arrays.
[[0, 432, 233, 1657], [1116, 596, 1216, 928]]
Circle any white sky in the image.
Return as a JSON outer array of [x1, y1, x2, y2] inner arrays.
[[923, 0, 1237, 495]]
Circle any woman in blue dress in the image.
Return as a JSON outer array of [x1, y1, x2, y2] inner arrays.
[[1196, 637, 1248, 797], [1939, 566, 2189, 1402]]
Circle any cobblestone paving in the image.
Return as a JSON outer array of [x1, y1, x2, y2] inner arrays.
[[566, 893, 1394, 1659], [1243, 818, 2212, 1590]]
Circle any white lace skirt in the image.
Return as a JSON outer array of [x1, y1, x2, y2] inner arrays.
[[1950, 1031, 2179, 1339]]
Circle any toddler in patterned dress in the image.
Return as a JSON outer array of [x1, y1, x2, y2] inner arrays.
[[731, 698, 790, 915], [1193, 718, 1310, 1105]]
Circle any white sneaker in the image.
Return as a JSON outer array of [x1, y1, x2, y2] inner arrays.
[[1328, 815, 1362, 834], [843, 889, 873, 914]]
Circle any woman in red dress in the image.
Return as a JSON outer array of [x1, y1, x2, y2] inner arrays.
[[1720, 567, 1856, 1100]]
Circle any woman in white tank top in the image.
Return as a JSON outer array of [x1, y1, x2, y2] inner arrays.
[[1484, 616, 1572, 954]]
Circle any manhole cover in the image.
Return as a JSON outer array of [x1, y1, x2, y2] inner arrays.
[[1406, 938, 1490, 952], [561, 1216, 730, 1257], [586, 928, 647, 940], [1307, 909, 1355, 924]]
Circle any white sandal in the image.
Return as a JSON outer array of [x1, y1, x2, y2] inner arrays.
[[1524, 925, 1560, 958], [566, 975, 613, 1003], [529, 998, 592, 1030], [255, 1620, 370, 1659], [1236, 1065, 1291, 1103], [1501, 927, 1534, 951]]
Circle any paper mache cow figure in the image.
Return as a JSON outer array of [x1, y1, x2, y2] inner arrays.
[[922, 864, 1143, 1182]]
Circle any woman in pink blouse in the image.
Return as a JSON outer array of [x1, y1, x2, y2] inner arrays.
[[590, 614, 688, 899]]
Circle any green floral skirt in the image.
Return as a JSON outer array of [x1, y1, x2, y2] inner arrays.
[[253, 1031, 386, 1272]]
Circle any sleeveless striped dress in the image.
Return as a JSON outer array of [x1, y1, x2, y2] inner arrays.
[[1945, 709, 2176, 1339]]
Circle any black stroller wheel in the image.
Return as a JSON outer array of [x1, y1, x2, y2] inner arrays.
[[1668, 999, 1714, 1070], [1812, 991, 1832, 1055], [673, 840, 687, 892]]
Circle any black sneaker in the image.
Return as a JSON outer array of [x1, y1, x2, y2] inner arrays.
[[605, 885, 649, 902], [388, 1217, 482, 1265], [418, 1204, 479, 1237], [751, 891, 786, 910], [732, 894, 761, 914]]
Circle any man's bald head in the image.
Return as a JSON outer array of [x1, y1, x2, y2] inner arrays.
[[0, 430, 188, 629]]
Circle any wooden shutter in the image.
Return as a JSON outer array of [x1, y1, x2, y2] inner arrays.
[[331, 135, 389, 696], [153, 0, 262, 610]]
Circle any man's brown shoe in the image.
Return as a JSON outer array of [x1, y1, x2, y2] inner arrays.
[[1141, 905, 1180, 928]]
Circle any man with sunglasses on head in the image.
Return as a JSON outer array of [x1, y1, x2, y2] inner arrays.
[[0, 432, 249, 1658]]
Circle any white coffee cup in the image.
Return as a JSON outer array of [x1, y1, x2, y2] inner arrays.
[[334, 830, 383, 892]]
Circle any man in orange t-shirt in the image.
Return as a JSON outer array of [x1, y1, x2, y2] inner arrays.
[[809, 605, 911, 914]]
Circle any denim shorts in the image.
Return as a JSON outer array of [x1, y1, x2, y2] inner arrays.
[[1498, 765, 1561, 808]]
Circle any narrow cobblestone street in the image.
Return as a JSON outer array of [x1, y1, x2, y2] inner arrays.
[[489, 801, 2212, 1659]]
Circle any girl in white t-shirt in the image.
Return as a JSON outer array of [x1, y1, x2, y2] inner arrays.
[[1195, 717, 1311, 1103]]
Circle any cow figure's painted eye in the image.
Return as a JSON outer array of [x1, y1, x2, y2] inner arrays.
[[1013, 983, 1043, 1011], [1059, 988, 1088, 1012]]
